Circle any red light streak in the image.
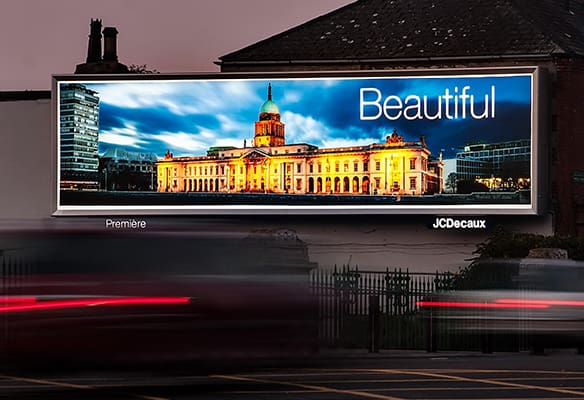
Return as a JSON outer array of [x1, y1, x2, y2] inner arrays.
[[416, 300, 549, 309], [0, 297, 190, 313], [496, 298, 584, 307], [0, 296, 38, 304]]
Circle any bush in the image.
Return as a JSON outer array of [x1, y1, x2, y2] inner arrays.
[[473, 226, 584, 260], [453, 226, 584, 289]]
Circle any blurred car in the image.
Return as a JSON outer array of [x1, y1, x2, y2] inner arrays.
[[417, 257, 584, 352], [0, 229, 318, 370]]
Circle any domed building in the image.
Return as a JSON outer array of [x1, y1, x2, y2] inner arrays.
[[254, 84, 285, 147], [156, 84, 443, 195]]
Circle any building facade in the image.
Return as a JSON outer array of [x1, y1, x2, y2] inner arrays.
[[99, 147, 158, 191], [156, 86, 443, 195], [59, 83, 100, 188], [456, 139, 531, 190]]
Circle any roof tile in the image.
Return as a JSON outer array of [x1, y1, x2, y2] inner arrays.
[[220, 0, 584, 64]]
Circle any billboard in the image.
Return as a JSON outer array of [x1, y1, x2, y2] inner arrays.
[[53, 68, 543, 216]]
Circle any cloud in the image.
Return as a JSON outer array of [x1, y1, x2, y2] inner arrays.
[[282, 90, 302, 105], [98, 124, 148, 149], [89, 81, 262, 118], [216, 114, 254, 138], [99, 102, 216, 135], [89, 82, 178, 109], [281, 111, 332, 144], [153, 131, 210, 155]]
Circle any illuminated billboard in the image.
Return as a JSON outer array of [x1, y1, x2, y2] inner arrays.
[[53, 68, 543, 216]]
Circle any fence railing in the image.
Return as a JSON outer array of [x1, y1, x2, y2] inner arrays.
[[1, 253, 36, 291], [310, 265, 456, 349]]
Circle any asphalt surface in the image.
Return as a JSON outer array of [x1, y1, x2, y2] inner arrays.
[[3, 349, 584, 399]]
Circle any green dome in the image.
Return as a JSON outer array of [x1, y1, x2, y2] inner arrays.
[[260, 99, 280, 114]]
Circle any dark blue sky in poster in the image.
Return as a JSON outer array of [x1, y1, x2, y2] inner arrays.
[[72, 74, 532, 160]]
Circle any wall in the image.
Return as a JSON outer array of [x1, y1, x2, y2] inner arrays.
[[553, 57, 584, 235], [0, 97, 54, 222]]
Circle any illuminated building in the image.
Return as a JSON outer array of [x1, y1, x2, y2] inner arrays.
[[59, 83, 100, 188], [456, 140, 531, 190], [156, 85, 443, 195]]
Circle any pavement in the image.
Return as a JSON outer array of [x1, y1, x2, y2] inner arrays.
[[315, 347, 496, 359], [313, 346, 584, 360]]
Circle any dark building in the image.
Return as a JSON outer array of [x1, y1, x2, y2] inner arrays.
[[218, 0, 584, 236], [99, 147, 158, 191]]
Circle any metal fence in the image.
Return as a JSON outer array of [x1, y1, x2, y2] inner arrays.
[[310, 265, 457, 350], [1, 253, 35, 291]]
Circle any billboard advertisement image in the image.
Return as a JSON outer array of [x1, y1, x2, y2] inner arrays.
[[53, 68, 542, 215]]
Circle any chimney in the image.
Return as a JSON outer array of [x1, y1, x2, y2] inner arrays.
[[86, 19, 102, 63], [102, 27, 119, 62]]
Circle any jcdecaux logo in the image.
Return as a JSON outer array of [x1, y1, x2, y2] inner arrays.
[[432, 217, 487, 229]]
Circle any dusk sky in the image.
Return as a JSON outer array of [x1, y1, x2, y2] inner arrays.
[[2, 0, 353, 91], [60, 74, 532, 159]]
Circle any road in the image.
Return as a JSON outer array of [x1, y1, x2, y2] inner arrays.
[[3, 350, 584, 399]]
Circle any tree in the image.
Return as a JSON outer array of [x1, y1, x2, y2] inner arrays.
[[128, 64, 159, 74], [445, 172, 457, 193]]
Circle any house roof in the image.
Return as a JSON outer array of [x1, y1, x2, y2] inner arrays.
[[219, 0, 584, 65]]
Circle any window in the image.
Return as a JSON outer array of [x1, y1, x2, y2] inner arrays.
[[335, 162, 340, 173], [343, 162, 349, 173], [364, 161, 369, 172], [375, 161, 381, 171], [309, 163, 314, 173], [318, 163, 322, 173], [409, 158, 416, 170], [354, 162, 359, 172], [297, 163, 302, 173], [409, 177, 417, 190]]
